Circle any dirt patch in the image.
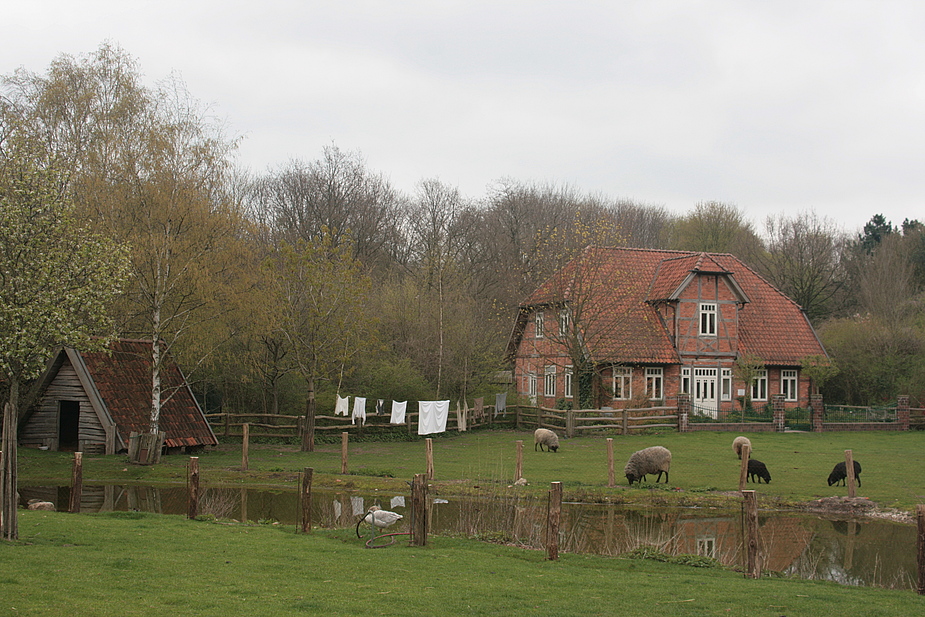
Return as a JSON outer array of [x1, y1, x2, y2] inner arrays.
[[798, 496, 914, 524]]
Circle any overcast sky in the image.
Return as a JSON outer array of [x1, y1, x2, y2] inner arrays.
[[4, 1, 925, 234]]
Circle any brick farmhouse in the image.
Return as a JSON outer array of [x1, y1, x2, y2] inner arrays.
[[506, 247, 828, 416]]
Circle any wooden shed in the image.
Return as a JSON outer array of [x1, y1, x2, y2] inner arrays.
[[19, 339, 218, 455]]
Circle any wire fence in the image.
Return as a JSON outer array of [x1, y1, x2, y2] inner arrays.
[[823, 404, 897, 423]]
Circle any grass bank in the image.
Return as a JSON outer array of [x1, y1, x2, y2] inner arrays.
[[2, 510, 923, 616], [17, 429, 925, 513]]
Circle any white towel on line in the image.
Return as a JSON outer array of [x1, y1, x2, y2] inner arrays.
[[352, 396, 367, 425], [418, 400, 450, 435], [390, 400, 407, 424]]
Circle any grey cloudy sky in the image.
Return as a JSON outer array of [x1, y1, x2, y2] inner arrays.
[[4, 1, 925, 233]]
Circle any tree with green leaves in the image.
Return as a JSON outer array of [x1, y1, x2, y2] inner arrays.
[[0, 149, 130, 540], [264, 231, 376, 451]]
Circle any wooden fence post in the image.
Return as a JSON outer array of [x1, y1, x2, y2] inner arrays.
[[241, 423, 250, 471], [566, 411, 575, 438], [607, 438, 615, 488], [301, 467, 313, 533], [738, 444, 751, 492], [622, 408, 628, 435], [68, 452, 83, 513], [917, 504, 925, 595], [515, 440, 523, 481], [742, 489, 760, 578], [546, 481, 563, 561], [425, 438, 434, 481], [224, 412, 230, 437], [845, 449, 857, 498], [411, 473, 428, 546], [341, 432, 349, 475], [187, 457, 199, 519]]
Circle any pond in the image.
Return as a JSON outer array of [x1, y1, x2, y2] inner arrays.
[[19, 484, 917, 590]]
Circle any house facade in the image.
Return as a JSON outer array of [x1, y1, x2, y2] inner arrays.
[[507, 247, 827, 416]]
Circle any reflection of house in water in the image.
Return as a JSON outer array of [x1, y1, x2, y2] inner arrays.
[[18, 485, 182, 514]]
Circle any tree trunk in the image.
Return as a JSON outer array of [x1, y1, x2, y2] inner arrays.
[[149, 336, 162, 434], [301, 376, 315, 452], [1, 378, 20, 540]]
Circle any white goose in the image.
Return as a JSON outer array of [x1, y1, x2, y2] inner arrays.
[[355, 505, 403, 537]]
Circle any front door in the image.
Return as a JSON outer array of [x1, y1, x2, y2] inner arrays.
[[58, 400, 80, 451], [693, 368, 718, 418]]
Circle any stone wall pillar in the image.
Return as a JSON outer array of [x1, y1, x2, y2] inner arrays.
[[678, 393, 690, 433], [772, 395, 786, 432], [898, 395, 910, 430], [810, 394, 824, 432]]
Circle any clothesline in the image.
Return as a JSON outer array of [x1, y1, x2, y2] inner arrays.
[[332, 393, 509, 435]]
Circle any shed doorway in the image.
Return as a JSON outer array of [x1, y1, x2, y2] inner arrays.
[[58, 400, 80, 451]]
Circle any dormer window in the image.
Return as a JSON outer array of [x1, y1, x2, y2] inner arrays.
[[535, 311, 544, 338], [699, 303, 717, 336]]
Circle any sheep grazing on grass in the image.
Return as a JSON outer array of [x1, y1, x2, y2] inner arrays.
[[534, 428, 560, 453], [746, 459, 771, 484], [624, 446, 671, 485], [827, 460, 862, 487], [732, 436, 752, 459]]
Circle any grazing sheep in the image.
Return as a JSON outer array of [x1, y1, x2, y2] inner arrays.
[[26, 499, 55, 511], [624, 446, 671, 485], [732, 436, 752, 459], [746, 459, 771, 484], [827, 461, 862, 487], [534, 428, 560, 453]]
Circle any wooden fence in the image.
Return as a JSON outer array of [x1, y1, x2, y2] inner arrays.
[[513, 405, 678, 437], [206, 404, 513, 439]]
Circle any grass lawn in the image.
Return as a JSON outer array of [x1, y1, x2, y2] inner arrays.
[[2, 509, 924, 617], [16, 429, 925, 512]]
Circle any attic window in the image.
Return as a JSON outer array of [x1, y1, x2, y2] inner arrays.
[[535, 311, 544, 338], [699, 303, 717, 336]]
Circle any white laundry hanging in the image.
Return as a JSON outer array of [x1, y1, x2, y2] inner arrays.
[[418, 400, 450, 435], [352, 396, 367, 425], [334, 395, 350, 416], [390, 400, 407, 424]]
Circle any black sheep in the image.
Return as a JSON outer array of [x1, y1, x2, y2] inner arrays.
[[827, 460, 862, 487], [746, 459, 771, 484]]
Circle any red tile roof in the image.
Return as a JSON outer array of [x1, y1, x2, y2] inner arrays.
[[516, 247, 825, 365], [79, 339, 217, 448]]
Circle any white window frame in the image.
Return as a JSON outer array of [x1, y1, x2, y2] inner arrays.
[[721, 368, 732, 401], [697, 536, 717, 559], [781, 369, 798, 402], [558, 308, 570, 337], [544, 365, 556, 398], [681, 367, 691, 394], [534, 311, 544, 338], [645, 367, 663, 400], [612, 366, 632, 400], [564, 366, 573, 399], [752, 369, 768, 401], [699, 303, 717, 336], [527, 373, 537, 404]]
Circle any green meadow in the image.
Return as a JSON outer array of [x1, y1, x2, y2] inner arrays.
[[17, 429, 925, 512]]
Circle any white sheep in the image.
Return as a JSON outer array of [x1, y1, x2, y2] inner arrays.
[[732, 436, 752, 460], [624, 446, 672, 485], [534, 428, 560, 452]]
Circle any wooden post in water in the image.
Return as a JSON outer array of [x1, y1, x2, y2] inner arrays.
[[607, 438, 615, 488], [341, 432, 349, 475], [425, 438, 434, 481], [301, 467, 313, 533], [546, 481, 563, 561], [240, 487, 248, 523], [187, 457, 200, 519], [411, 473, 428, 546], [742, 489, 760, 578], [845, 449, 857, 498], [241, 423, 250, 471], [68, 452, 83, 513], [917, 504, 925, 595], [738, 444, 751, 492], [515, 440, 523, 481]]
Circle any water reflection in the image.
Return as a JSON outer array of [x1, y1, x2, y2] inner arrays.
[[19, 485, 916, 590]]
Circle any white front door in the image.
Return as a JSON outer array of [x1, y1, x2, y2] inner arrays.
[[694, 368, 718, 418]]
